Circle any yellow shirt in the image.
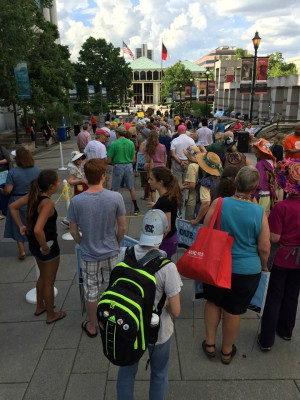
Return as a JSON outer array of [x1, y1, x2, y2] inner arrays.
[[174, 116, 181, 125], [185, 163, 198, 207]]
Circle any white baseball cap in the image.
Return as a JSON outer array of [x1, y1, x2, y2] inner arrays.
[[139, 209, 168, 246]]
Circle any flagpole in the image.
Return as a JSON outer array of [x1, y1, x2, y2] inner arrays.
[[161, 41, 163, 104]]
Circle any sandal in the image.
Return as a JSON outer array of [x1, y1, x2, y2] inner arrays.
[[81, 321, 97, 338], [46, 311, 66, 325], [202, 340, 216, 358], [221, 344, 237, 365]]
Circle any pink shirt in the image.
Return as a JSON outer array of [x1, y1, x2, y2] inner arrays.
[[268, 197, 300, 268], [151, 143, 166, 167], [77, 130, 91, 151]]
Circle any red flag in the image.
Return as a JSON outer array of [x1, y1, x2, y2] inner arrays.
[[122, 41, 134, 60], [162, 42, 168, 60]]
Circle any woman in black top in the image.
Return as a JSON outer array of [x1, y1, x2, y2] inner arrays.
[[148, 166, 183, 258], [9, 170, 66, 324]]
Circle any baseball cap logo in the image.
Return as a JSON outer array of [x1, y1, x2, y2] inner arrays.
[[144, 224, 154, 233]]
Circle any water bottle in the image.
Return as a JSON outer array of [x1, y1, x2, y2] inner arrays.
[[150, 313, 159, 328], [148, 313, 160, 344]]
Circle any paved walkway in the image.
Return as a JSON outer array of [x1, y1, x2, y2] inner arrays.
[[0, 137, 299, 400]]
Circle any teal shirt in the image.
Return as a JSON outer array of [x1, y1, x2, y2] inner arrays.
[[220, 197, 264, 274], [107, 137, 135, 164]]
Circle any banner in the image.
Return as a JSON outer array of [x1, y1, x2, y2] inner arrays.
[[68, 87, 77, 101], [241, 58, 254, 81], [256, 57, 269, 81], [248, 271, 270, 316], [0, 170, 8, 186], [184, 86, 197, 100], [240, 83, 252, 94], [255, 57, 269, 94], [226, 66, 234, 83], [14, 62, 31, 100], [184, 86, 191, 100], [176, 219, 201, 248], [87, 84, 95, 99], [101, 87, 107, 99], [240, 58, 254, 94], [208, 81, 215, 98], [191, 85, 197, 100], [136, 152, 146, 171]]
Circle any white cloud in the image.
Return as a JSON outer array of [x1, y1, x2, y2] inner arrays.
[[56, 0, 300, 64]]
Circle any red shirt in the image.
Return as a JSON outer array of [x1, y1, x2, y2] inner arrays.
[[91, 117, 97, 125], [268, 197, 300, 268]]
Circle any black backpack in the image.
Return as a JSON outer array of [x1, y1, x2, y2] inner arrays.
[[97, 246, 171, 366]]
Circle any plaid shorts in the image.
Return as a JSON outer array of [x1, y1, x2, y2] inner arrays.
[[81, 255, 118, 302]]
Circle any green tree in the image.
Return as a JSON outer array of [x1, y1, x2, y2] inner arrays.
[[160, 62, 194, 100], [74, 37, 132, 105], [0, 0, 74, 126], [232, 48, 253, 60], [267, 52, 297, 78]]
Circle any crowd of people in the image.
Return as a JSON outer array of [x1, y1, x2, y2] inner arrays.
[[0, 110, 299, 400]]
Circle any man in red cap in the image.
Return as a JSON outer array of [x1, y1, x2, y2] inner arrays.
[[84, 128, 109, 161]]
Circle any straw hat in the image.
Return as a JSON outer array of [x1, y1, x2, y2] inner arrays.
[[184, 145, 201, 163], [253, 138, 275, 161], [275, 159, 300, 194], [195, 152, 223, 176]]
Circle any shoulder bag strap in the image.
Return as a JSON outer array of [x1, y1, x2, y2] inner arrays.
[[209, 197, 223, 230]]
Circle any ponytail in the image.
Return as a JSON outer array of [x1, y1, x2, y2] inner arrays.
[[151, 166, 183, 208]]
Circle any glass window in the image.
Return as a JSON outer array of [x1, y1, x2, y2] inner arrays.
[[133, 83, 143, 104], [147, 71, 152, 80], [153, 71, 159, 80], [140, 71, 146, 80], [144, 83, 153, 104], [134, 71, 139, 81]]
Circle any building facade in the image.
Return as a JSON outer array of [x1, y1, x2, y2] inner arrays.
[[214, 59, 300, 120], [195, 45, 238, 71]]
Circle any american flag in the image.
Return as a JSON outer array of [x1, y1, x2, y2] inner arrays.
[[122, 41, 135, 60]]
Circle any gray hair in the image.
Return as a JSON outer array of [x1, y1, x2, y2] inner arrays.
[[83, 122, 90, 130], [235, 165, 259, 194], [159, 126, 167, 136]]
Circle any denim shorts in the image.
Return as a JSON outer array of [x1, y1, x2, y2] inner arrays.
[[112, 164, 134, 190]]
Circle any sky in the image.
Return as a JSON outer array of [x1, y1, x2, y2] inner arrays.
[[56, 0, 300, 66]]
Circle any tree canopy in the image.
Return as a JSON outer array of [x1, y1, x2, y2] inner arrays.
[[73, 37, 132, 104], [160, 62, 194, 99], [232, 48, 253, 59], [0, 0, 74, 112], [267, 52, 297, 78]]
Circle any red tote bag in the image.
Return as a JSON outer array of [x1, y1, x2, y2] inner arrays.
[[177, 198, 233, 289]]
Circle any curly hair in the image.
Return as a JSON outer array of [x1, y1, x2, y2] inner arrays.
[[145, 130, 159, 157]]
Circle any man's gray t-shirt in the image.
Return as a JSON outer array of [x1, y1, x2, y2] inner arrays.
[[67, 189, 126, 261]]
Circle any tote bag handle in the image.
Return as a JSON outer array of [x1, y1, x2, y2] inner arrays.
[[208, 197, 223, 230]]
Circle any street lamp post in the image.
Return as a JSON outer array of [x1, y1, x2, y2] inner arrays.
[[205, 69, 210, 117], [179, 85, 183, 117], [85, 77, 89, 102], [249, 31, 261, 123], [190, 78, 193, 111], [99, 80, 103, 124]]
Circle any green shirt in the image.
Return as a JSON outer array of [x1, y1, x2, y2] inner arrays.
[[107, 137, 135, 164], [205, 142, 226, 158]]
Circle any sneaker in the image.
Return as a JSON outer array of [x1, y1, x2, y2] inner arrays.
[[257, 334, 272, 352], [133, 209, 140, 216], [277, 332, 291, 341], [61, 218, 70, 227]]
